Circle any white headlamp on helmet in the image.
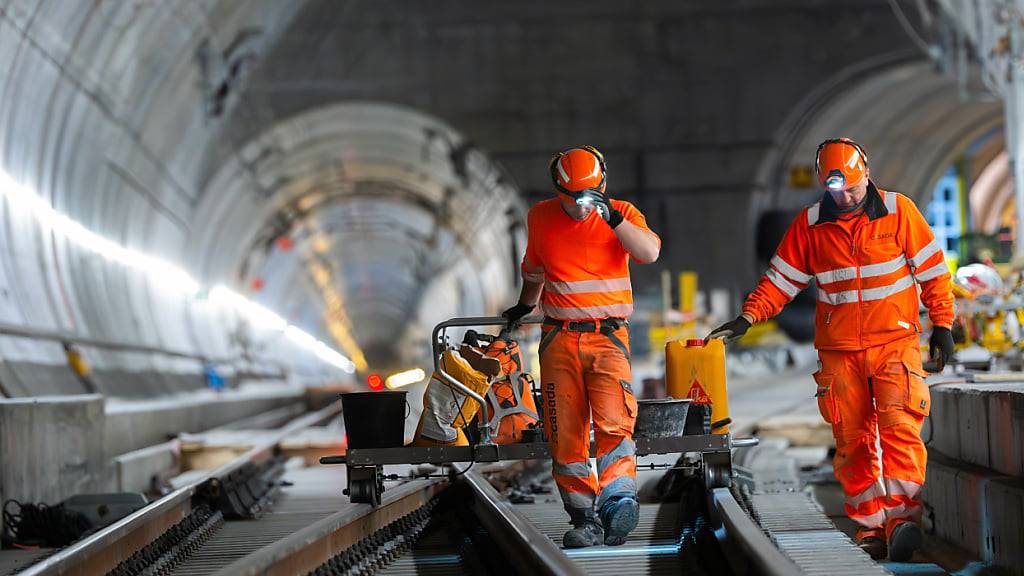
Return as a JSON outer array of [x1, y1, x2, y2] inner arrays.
[[824, 169, 846, 191]]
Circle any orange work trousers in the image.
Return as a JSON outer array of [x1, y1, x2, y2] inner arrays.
[[813, 334, 929, 538], [539, 320, 638, 524]]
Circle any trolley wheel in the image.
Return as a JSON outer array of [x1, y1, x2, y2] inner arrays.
[[702, 451, 732, 490], [347, 466, 383, 506]]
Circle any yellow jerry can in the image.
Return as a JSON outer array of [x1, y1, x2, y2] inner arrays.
[[665, 338, 730, 433]]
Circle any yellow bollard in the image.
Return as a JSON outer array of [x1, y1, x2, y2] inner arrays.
[[666, 338, 730, 433], [678, 271, 698, 340], [981, 310, 1013, 354]]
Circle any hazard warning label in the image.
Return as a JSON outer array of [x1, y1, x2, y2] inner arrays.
[[687, 379, 711, 404]]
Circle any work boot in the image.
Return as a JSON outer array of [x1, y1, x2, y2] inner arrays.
[[563, 520, 603, 548], [600, 496, 640, 546], [855, 528, 887, 561], [888, 521, 923, 562]]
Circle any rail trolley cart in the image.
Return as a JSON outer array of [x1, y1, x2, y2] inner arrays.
[[320, 316, 756, 506]]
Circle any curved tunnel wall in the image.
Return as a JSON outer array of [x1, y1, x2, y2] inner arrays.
[[744, 57, 1005, 343], [0, 2, 522, 397], [191, 102, 523, 373], [757, 59, 1003, 216]]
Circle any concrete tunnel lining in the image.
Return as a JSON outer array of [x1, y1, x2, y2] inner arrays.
[[191, 101, 524, 373], [0, 0, 526, 392], [756, 57, 1003, 218], [0, 0, 335, 395]]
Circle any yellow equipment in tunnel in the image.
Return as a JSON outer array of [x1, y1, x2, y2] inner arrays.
[[412, 348, 494, 447], [666, 338, 730, 433]]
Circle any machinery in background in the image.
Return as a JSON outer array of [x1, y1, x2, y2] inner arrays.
[[943, 262, 1024, 369]]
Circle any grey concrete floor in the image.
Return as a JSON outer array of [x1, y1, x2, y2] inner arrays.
[[729, 366, 820, 434]]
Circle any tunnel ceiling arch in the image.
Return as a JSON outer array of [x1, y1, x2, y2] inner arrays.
[[0, 1, 522, 394], [3, 0, 990, 393], [0, 0, 341, 396], [190, 102, 525, 372], [761, 59, 1003, 212]]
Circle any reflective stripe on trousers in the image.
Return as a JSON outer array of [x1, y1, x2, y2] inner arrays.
[[813, 335, 929, 532], [540, 324, 637, 521]]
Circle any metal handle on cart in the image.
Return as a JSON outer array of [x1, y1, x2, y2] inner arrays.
[[431, 315, 544, 445], [731, 437, 759, 448]]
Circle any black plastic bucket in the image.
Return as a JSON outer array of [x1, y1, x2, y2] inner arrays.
[[683, 403, 711, 436], [341, 391, 407, 449], [634, 398, 691, 439]]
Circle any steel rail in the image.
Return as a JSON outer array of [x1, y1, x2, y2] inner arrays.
[[711, 487, 802, 576], [18, 401, 344, 576], [208, 479, 446, 576], [461, 470, 585, 576], [211, 467, 582, 576]]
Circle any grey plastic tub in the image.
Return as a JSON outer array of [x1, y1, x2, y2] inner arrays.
[[634, 397, 692, 439]]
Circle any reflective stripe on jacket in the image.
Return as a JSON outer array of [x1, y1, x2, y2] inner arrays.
[[522, 198, 659, 320], [742, 183, 954, 351]]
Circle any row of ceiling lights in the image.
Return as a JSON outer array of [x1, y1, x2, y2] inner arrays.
[[0, 169, 356, 374]]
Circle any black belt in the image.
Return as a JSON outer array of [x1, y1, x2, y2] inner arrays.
[[543, 317, 628, 333]]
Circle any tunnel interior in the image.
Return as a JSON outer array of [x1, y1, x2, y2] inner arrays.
[[0, 3, 1023, 575], [0, 2, 523, 397], [0, 1, 1014, 394], [190, 101, 523, 374]]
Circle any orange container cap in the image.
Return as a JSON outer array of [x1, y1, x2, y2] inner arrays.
[[685, 339, 705, 347]]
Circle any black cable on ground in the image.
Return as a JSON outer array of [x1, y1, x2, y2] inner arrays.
[[449, 460, 475, 477], [2, 499, 93, 548]]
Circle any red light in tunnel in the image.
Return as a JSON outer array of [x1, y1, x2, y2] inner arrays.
[[275, 236, 294, 251], [367, 373, 385, 391]]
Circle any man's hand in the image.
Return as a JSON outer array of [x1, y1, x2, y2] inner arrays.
[[928, 326, 955, 372], [578, 190, 624, 228], [501, 302, 534, 330], [707, 316, 752, 342]]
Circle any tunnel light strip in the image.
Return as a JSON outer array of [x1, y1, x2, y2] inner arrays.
[[0, 169, 356, 374], [385, 368, 426, 389]]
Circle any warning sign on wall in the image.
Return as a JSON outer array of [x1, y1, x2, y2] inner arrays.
[[789, 166, 814, 189]]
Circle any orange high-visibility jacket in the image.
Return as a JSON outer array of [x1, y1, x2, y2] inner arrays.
[[743, 183, 954, 351], [522, 199, 659, 320]]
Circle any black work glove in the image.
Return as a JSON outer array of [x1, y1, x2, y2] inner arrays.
[[578, 190, 624, 229], [707, 316, 752, 342], [501, 302, 534, 330], [928, 326, 955, 372]]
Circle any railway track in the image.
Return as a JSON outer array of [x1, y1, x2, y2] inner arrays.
[[7, 402, 344, 576], [5, 408, 886, 575]]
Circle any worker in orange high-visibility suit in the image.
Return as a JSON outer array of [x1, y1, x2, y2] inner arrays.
[[710, 138, 954, 562], [503, 146, 661, 548]]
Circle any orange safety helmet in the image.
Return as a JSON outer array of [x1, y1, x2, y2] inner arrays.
[[549, 146, 606, 196], [816, 137, 868, 191]]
